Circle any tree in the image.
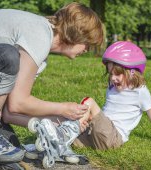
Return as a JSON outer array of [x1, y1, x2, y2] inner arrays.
[[90, 0, 105, 22], [90, 0, 106, 56], [136, 0, 151, 46], [37, 0, 89, 15], [1, 0, 150, 46], [0, 0, 39, 14], [105, 0, 140, 43]]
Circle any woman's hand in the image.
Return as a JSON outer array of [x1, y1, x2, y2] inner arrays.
[[62, 102, 89, 120]]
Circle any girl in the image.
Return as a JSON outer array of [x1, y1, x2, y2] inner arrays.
[[74, 41, 151, 150], [44, 41, 151, 151]]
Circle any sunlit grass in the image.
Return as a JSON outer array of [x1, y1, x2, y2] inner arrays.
[[15, 54, 151, 170]]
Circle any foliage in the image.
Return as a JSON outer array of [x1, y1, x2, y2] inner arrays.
[[105, 0, 143, 40], [37, 0, 68, 15], [142, 47, 151, 59], [137, 0, 151, 33], [0, 0, 89, 15], [37, 0, 89, 15], [96, 0, 150, 43], [0, 0, 39, 14], [0, 0, 150, 42], [14, 54, 151, 169], [90, 0, 106, 22]]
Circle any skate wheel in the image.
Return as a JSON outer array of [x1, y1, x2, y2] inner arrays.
[[65, 156, 79, 164], [35, 137, 45, 152], [43, 155, 55, 168], [28, 117, 40, 133]]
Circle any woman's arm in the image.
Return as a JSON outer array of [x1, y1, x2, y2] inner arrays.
[[4, 49, 88, 123]]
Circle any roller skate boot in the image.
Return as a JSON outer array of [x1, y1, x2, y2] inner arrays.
[[28, 118, 88, 169]]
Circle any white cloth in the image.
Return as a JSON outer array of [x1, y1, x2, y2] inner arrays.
[[0, 9, 54, 75], [102, 85, 151, 142]]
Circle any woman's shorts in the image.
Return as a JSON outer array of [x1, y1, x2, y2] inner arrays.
[[0, 44, 20, 95]]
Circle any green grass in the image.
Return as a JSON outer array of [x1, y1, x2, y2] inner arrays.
[[14, 54, 151, 170]]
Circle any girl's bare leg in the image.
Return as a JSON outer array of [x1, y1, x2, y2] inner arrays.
[[74, 97, 101, 147], [79, 97, 101, 132]]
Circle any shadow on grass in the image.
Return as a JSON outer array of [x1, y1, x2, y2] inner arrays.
[[23, 134, 36, 144]]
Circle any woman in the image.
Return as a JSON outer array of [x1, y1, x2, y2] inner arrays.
[[1, 2, 103, 126]]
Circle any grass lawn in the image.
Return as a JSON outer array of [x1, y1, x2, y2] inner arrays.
[[14, 53, 151, 170]]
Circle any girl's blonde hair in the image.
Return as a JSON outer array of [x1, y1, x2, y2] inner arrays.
[[106, 62, 145, 89], [46, 2, 103, 46]]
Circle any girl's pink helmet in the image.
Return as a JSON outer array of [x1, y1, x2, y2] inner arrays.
[[102, 41, 146, 73]]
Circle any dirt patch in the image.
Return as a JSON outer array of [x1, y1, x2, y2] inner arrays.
[[20, 159, 101, 170], [26, 163, 100, 170]]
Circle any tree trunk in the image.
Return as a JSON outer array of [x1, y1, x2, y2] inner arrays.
[[90, 0, 105, 22], [90, 0, 106, 57]]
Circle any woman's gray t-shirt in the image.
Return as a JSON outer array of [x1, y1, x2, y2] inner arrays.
[[0, 9, 53, 73]]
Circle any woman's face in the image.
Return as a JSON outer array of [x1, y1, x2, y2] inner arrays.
[[107, 62, 127, 91], [61, 44, 88, 59]]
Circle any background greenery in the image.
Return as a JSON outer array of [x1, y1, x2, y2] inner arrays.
[[0, 0, 151, 48], [14, 54, 151, 170], [1, 0, 151, 169]]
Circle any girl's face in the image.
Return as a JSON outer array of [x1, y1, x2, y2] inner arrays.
[[107, 62, 127, 91]]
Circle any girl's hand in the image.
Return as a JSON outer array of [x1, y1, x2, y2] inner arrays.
[[62, 102, 88, 120]]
